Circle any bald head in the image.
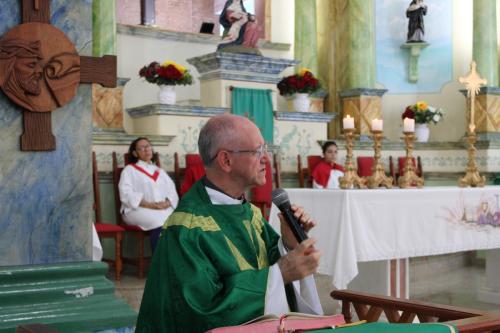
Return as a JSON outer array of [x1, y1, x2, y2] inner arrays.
[[198, 114, 257, 166]]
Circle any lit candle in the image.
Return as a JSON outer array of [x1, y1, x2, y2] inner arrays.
[[403, 117, 415, 132], [371, 118, 383, 131], [343, 115, 355, 129]]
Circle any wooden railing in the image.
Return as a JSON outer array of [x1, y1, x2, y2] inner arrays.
[[331, 290, 500, 333]]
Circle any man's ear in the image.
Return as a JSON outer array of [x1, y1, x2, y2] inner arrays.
[[217, 151, 232, 173], [132, 151, 137, 157]]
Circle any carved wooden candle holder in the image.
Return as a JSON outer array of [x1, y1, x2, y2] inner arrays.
[[398, 132, 424, 188], [339, 129, 367, 189], [367, 130, 393, 189]]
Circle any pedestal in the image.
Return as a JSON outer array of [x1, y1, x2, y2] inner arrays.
[[460, 87, 500, 139], [187, 52, 297, 109], [339, 88, 387, 139], [400, 42, 429, 83]]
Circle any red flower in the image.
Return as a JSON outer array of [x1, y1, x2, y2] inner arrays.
[[401, 106, 415, 120]]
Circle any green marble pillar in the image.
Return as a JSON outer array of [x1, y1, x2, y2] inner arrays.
[[93, 0, 117, 57], [346, 0, 375, 89], [294, 0, 318, 74], [473, 0, 498, 86]]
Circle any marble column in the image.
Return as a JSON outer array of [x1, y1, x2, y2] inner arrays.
[[473, 0, 498, 86], [463, 0, 500, 139], [337, 0, 385, 138], [294, 0, 318, 74], [92, 0, 116, 57]]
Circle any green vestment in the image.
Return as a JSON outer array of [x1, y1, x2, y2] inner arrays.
[[136, 180, 282, 333]]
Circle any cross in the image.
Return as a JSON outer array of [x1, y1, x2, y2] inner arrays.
[[459, 61, 487, 134], [0, 0, 116, 151]]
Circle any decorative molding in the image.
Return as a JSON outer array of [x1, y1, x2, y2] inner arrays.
[[400, 42, 429, 83], [126, 104, 228, 119], [322, 139, 500, 151], [117, 24, 291, 51], [274, 111, 337, 123], [339, 88, 388, 98], [92, 128, 174, 146], [187, 52, 297, 84]]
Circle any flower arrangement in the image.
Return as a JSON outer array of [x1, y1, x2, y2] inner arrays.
[[139, 60, 193, 86], [401, 101, 444, 124], [277, 68, 320, 96]]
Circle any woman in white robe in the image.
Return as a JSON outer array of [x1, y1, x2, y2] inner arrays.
[[119, 137, 179, 252]]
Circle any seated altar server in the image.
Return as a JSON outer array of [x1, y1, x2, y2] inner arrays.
[[312, 141, 345, 189], [119, 137, 179, 252], [136, 114, 323, 333]]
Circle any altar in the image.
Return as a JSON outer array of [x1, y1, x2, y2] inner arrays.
[[268, 187, 500, 301]]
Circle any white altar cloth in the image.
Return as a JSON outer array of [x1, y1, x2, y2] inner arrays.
[[268, 187, 500, 290]]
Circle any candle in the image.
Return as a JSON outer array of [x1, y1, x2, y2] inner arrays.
[[371, 118, 383, 131], [403, 117, 415, 132], [343, 115, 355, 129]]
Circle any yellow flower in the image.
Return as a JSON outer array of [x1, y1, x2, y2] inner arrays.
[[298, 68, 312, 76], [416, 101, 428, 111], [161, 60, 186, 73]]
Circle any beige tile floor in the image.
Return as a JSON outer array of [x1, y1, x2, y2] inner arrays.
[[110, 264, 500, 315]]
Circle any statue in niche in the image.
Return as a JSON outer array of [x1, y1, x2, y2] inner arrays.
[[217, 0, 261, 55], [406, 0, 427, 43]]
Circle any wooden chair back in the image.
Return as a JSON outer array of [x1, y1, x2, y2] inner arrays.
[[297, 155, 322, 188]]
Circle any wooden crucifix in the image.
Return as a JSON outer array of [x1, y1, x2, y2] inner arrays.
[[0, 0, 116, 151]]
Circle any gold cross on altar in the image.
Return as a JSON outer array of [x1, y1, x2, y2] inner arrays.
[[0, 0, 116, 151], [458, 61, 487, 134]]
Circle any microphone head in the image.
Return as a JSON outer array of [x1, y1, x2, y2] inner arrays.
[[272, 188, 289, 207]]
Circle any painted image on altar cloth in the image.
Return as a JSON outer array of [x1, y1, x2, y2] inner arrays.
[[441, 192, 500, 228]]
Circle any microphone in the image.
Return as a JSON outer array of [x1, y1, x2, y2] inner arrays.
[[271, 188, 308, 243]]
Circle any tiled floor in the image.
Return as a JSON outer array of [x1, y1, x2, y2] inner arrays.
[[110, 264, 500, 315]]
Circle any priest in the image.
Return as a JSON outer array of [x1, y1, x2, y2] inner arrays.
[[136, 114, 323, 332]]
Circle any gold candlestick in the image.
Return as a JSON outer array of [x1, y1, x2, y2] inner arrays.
[[459, 131, 485, 187], [367, 130, 393, 189], [339, 129, 367, 189], [398, 132, 424, 188]]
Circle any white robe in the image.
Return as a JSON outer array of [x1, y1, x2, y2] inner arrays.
[[312, 169, 344, 189], [119, 160, 179, 230]]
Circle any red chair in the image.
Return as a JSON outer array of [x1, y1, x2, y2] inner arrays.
[[297, 155, 322, 188], [357, 156, 374, 177], [112, 151, 161, 279], [174, 153, 205, 196], [251, 161, 273, 219], [92, 151, 124, 281]]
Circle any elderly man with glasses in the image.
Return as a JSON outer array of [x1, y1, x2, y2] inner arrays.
[[137, 114, 323, 333]]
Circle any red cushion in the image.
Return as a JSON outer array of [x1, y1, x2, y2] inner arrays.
[[181, 164, 206, 196], [251, 161, 272, 203], [357, 157, 374, 177], [185, 154, 203, 167], [95, 223, 124, 233], [398, 157, 416, 177]]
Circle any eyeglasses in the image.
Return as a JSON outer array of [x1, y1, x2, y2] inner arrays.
[[136, 144, 152, 152], [210, 144, 268, 162]]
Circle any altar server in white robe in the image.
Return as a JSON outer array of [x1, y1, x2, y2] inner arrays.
[[119, 137, 179, 252]]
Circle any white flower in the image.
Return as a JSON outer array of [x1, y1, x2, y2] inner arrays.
[[433, 114, 440, 122], [428, 106, 436, 112]]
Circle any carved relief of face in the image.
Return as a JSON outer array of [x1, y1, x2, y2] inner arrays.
[[14, 57, 43, 95]]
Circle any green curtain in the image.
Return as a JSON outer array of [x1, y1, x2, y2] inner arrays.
[[231, 88, 274, 143]]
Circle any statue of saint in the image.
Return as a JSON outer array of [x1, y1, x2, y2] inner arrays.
[[406, 0, 427, 43], [217, 0, 260, 54]]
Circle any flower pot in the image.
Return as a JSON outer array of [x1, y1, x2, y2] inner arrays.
[[292, 93, 311, 112], [158, 85, 176, 104], [415, 123, 430, 142]]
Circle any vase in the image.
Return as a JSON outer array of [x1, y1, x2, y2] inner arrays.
[[158, 85, 176, 104], [292, 93, 311, 112], [415, 123, 430, 142]]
